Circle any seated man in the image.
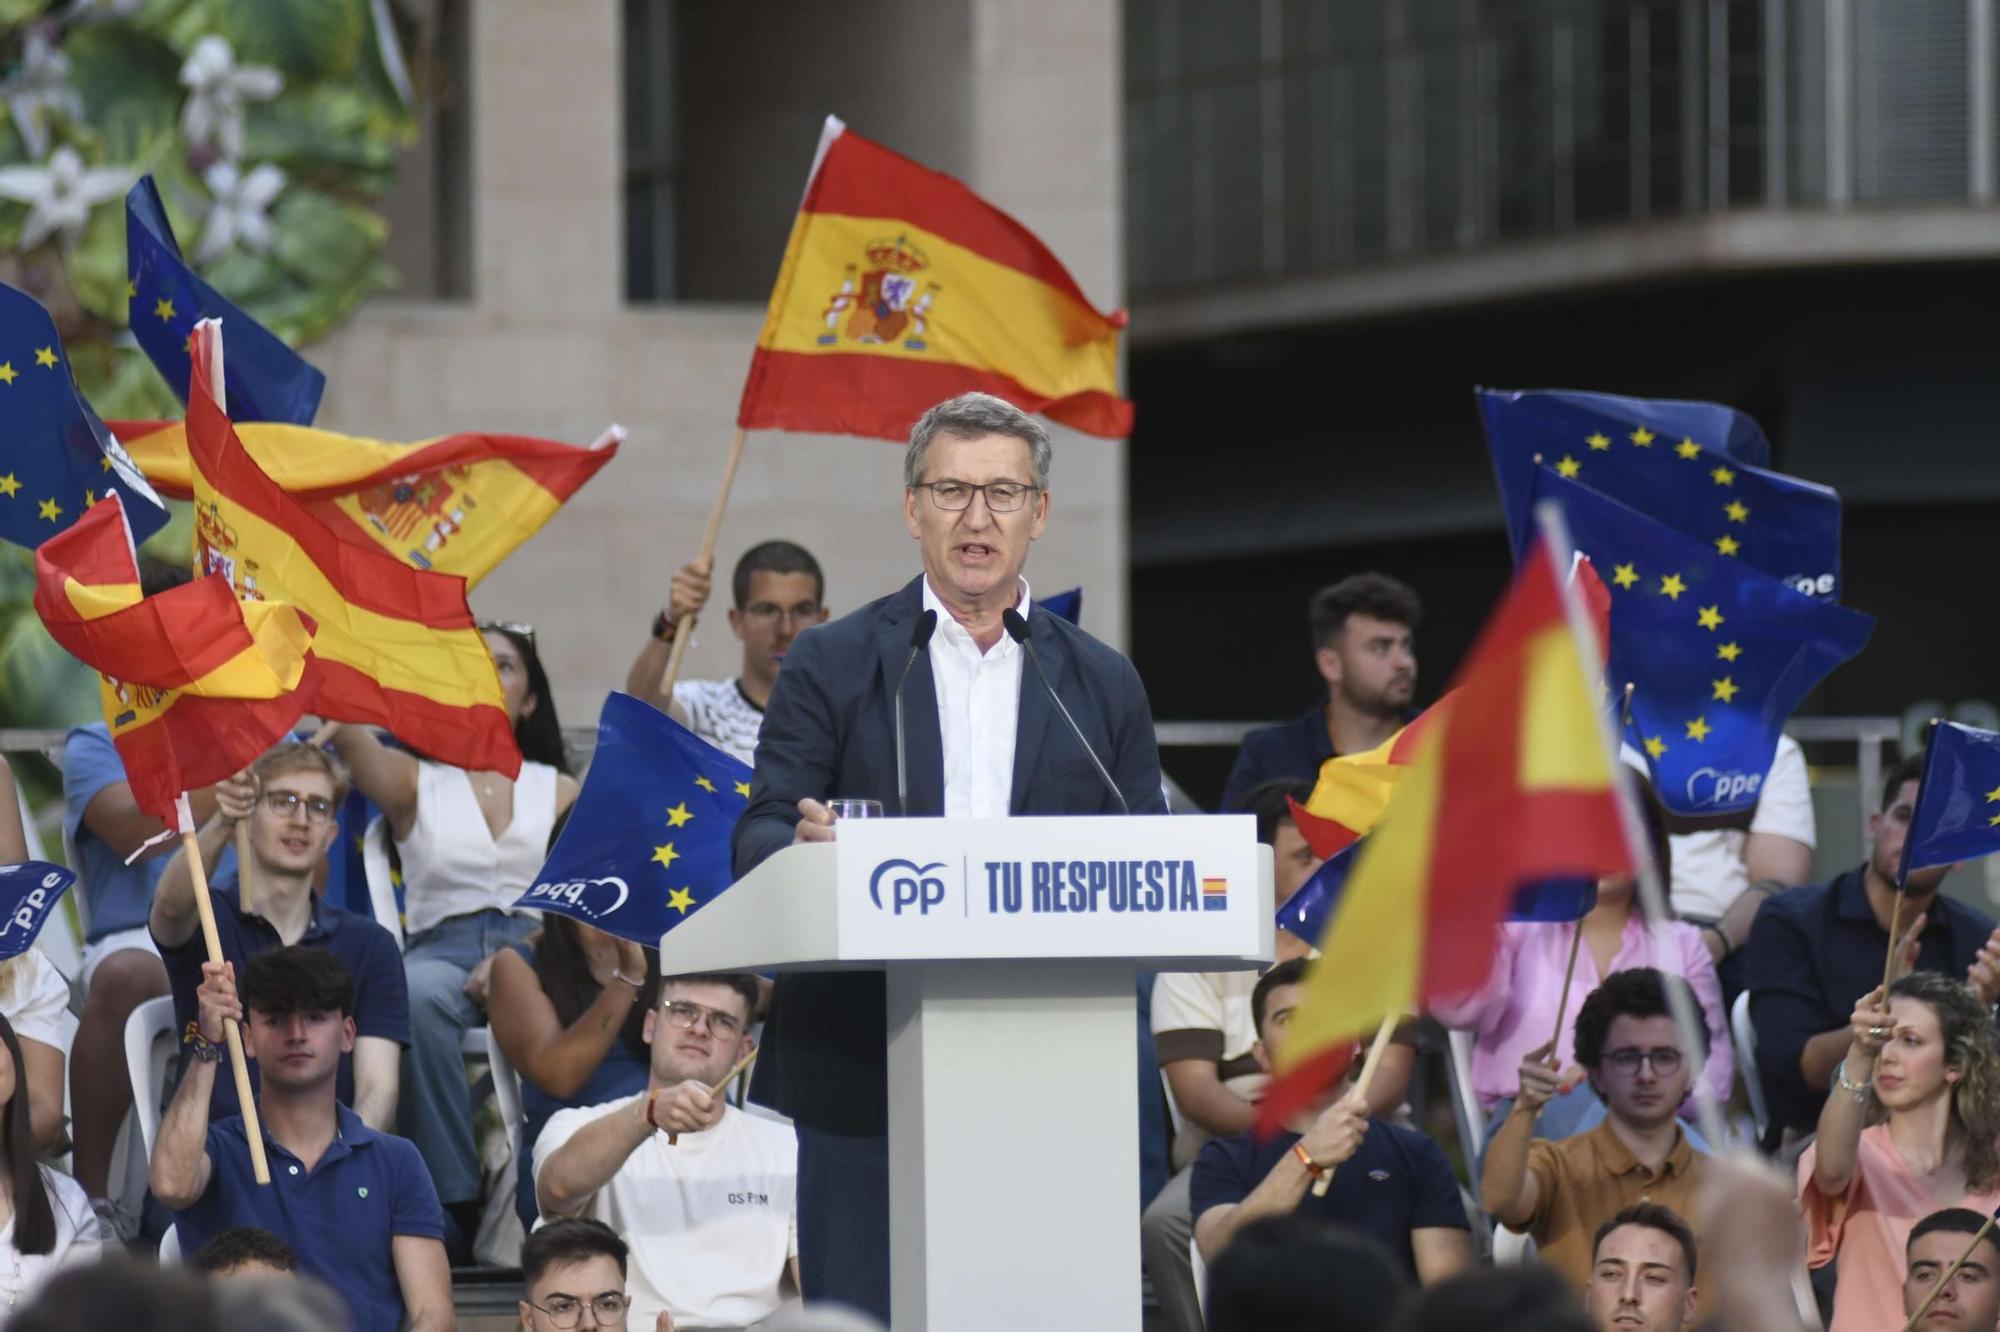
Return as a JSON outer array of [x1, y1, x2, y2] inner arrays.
[[536, 972, 797, 1329], [1189, 958, 1472, 1283], [1905, 1208, 2000, 1331], [1748, 751, 2000, 1145], [519, 1217, 671, 1332], [150, 742, 408, 1128], [1482, 968, 1711, 1294], [190, 1226, 296, 1280], [150, 947, 451, 1332], [1583, 1203, 1699, 1332]]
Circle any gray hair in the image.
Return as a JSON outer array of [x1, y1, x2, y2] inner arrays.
[[903, 392, 1052, 492]]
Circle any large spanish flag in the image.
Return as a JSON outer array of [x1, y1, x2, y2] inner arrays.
[[737, 116, 1132, 441], [185, 321, 522, 778], [1259, 541, 1635, 1131], [108, 419, 617, 588], [33, 493, 316, 820]]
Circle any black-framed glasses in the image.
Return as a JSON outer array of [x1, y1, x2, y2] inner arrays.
[[662, 999, 744, 1038], [525, 1292, 630, 1328], [478, 619, 537, 647], [261, 791, 335, 824], [741, 600, 821, 626], [1602, 1047, 1683, 1076], [915, 479, 1038, 512]]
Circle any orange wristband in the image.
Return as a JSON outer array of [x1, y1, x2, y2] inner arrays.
[[1292, 1140, 1324, 1179], [645, 1089, 661, 1131]]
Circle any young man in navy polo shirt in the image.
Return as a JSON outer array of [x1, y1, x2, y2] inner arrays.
[[1190, 958, 1473, 1284], [151, 947, 451, 1332], [150, 741, 408, 1129]]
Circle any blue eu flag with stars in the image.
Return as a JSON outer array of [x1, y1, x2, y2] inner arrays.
[[517, 692, 753, 946], [1479, 387, 1843, 602], [1280, 837, 1595, 946], [1531, 468, 1873, 817], [1900, 721, 2000, 881], [0, 284, 169, 551], [126, 175, 324, 424], [0, 862, 73, 961]]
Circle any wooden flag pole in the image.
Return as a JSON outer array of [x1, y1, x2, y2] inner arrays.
[[1883, 888, 1906, 999], [1551, 921, 1587, 1050], [235, 823, 254, 913], [1310, 1013, 1399, 1197], [1903, 1212, 1999, 1330], [666, 1045, 760, 1147], [178, 798, 270, 1185], [657, 426, 750, 699]]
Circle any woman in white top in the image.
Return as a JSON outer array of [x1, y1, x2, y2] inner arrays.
[[0, 1010, 102, 1320], [332, 624, 579, 1250], [0, 762, 70, 1156]]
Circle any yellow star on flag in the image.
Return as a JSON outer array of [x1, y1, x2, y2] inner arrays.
[[82, 489, 93, 506], [1685, 716, 1712, 742], [1711, 676, 1739, 703], [1611, 563, 1639, 590], [98, 456, 111, 471], [694, 776, 716, 793], [734, 780, 751, 797], [664, 802, 693, 828], [1990, 813, 2000, 827], [1714, 535, 1740, 557], [1555, 455, 1582, 479], [1716, 641, 1741, 661], [125, 278, 136, 299], [1724, 500, 1749, 523], [1676, 439, 1701, 460], [0, 474, 18, 498], [0, 362, 17, 386], [1659, 573, 1687, 600], [153, 297, 176, 322], [651, 842, 681, 869], [1985, 785, 2000, 803], [36, 497, 60, 523], [1586, 432, 1611, 451], [666, 887, 696, 914], [1696, 605, 1724, 630], [1629, 427, 1655, 446], [32, 347, 54, 368], [1644, 735, 1668, 759], [1710, 465, 1735, 486]]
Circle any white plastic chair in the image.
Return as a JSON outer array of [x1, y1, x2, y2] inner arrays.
[[1493, 1225, 1538, 1265], [485, 1025, 525, 1166], [360, 816, 404, 949], [1731, 990, 1769, 1143], [1191, 1236, 1207, 1317], [122, 995, 178, 1160], [157, 1224, 180, 1265]]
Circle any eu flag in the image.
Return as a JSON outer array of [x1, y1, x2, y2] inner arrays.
[[1531, 468, 1873, 817], [1280, 839, 1595, 945], [1479, 388, 1843, 602], [0, 284, 169, 551], [126, 175, 324, 424], [1900, 721, 2000, 880], [517, 692, 753, 946]]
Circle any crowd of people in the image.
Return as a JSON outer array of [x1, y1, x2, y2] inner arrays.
[[0, 389, 1981, 1330]]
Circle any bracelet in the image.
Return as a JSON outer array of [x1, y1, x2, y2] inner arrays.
[[1706, 921, 1736, 956], [644, 1088, 661, 1131], [651, 610, 678, 644], [610, 968, 644, 995], [1835, 1057, 1872, 1098], [1291, 1140, 1325, 1179], [182, 1021, 222, 1064]]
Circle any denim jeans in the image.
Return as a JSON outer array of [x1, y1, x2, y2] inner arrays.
[[399, 908, 539, 1205]]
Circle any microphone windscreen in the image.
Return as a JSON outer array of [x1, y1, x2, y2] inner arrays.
[[911, 608, 939, 650], [1000, 607, 1030, 643]]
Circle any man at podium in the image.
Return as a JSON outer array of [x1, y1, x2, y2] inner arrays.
[[732, 391, 1166, 1322]]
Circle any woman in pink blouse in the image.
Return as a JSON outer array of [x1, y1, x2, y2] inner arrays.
[[1801, 970, 2000, 1332]]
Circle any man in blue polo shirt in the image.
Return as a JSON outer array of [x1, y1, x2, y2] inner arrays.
[[150, 741, 407, 1128], [151, 947, 451, 1332], [1190, 958, 1473, 1285]]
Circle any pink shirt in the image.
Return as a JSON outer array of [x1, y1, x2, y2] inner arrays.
[[1433, 914, 1733, 1110], [1799, 1124, 2000, 1332]]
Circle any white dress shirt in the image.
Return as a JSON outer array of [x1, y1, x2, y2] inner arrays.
[[922, 575, 1031, 818]]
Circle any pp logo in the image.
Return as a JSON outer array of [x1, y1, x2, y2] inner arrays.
[[869, 859, 947, 915]]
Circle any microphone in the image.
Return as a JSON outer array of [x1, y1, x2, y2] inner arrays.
[[894, 610, 939, 816], [1001, 607, 1129, 814]]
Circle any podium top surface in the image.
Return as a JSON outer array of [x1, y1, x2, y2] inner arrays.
[[657, 814, 1274, 976]]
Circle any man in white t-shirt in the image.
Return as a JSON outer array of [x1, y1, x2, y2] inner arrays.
[[625, 542, 831, 765], [1667, 733, 1816, 999], [535, 972, 797, 1330]]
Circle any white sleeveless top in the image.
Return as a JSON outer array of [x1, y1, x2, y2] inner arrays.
[[395, 759, 558, 937]]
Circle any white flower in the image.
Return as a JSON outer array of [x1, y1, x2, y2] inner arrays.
[[0, 146, 133, 251], [178, 35, 281, 160], [195, 160, 284, 263], [6, 30, 83, 160]]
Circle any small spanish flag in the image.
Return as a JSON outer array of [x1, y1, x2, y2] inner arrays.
[[33, 493, 316, 820], [737, 116, 1133, 442], [1258, 540, 1635, 1133]]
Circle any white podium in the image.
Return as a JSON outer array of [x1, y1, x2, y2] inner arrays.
[[656, 815, 1273, 1332]]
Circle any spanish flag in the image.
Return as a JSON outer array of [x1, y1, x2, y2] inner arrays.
[[1258, 541, 1635, 1131], [737, 116, 1132, 442], [33, 493, 316, 820], [108, 420, 617, 588], [185, 321, 522, 778]]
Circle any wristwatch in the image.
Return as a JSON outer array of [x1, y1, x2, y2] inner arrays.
[[651, 610, 678, 644]]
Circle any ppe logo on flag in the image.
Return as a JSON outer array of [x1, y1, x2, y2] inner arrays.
[[869, 859, 948, 915], [522, 875, 631, 921], [1685, 767, 1764, 809]]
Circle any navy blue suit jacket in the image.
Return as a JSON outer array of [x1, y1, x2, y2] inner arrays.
[[732, 575, 1166, 1134]]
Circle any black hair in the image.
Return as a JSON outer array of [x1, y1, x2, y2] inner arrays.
[[732, 540, 824, 609], [661, 972, 760, 1021], [0, 1013, 53, 1255], [1309, 572, 1422, 651], [1910, 1207, 2000, 1262], [1235, 778, 1316, 848], [1571, 967, 1709, 1070], [534, 918, 658, 1061], [239, 946, 354, 1021], [1252, 958, 1310, 1034], [1204, 1212, 1407, 1332], [1885, 750, 1926, 813], [521, 1217, 628, 1290], [1387, 1263, 1595, 1332], [191, 1226, 297, 1274], [1593, 1201, 1699, 1284], [482, 626, 569, 775], [12, 1261, 215, 1332], [138, 559, 191, 599]]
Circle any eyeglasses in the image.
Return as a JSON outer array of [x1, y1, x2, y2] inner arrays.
[[915, 480, 1038, 512], [741, 601, 821, 626], [525, 1293, 630, 1328], [1602, 1047, 1684, 1076], [478, 619, 537, 648], [662, 999, 744, 1038], [262, 791, 335, 824]]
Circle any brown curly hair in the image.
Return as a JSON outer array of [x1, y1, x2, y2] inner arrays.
[[1878, 972, 2000, 1192]]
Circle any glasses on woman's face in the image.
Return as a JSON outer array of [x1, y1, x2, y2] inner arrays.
[[261, 790, 335, 824], [1602, 1046, 1683, 1077], [662, 999, 744, 1038], [526, 1292, 630, 1328]]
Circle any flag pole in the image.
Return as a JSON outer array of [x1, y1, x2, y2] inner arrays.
[[235, 823, 254, 913], [177, 796, 270, 1185], [1903, 1211, 2000, 1330], [656, 426, 749, 699], [1551, 921, 1587, 1049], [1310, 1013, 1399, 1197]]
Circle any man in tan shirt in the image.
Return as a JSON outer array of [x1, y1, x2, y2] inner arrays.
[[1482, 967, 1711, 1291]]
